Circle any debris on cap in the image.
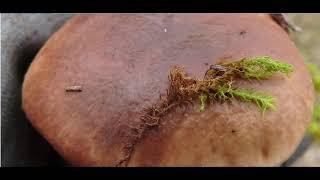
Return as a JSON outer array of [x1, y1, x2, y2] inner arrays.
[[65, 85, 82, 92], [270, 13, 302, 33]]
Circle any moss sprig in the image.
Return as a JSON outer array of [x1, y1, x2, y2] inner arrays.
[[143, 56, 293, 120], [215, 86, 276, 113], [218, 56, 294, 79], [241, 56, 293, 79]]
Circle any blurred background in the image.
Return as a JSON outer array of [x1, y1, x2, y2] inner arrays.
[[1, 13, 320, 166], [287, 14, 320, 166]]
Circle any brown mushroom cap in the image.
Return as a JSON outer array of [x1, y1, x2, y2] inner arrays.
[[22, 14, 315, 166]]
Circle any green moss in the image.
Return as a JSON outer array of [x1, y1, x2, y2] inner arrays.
[[204, 85, 276, 113], [142, 56, 293, 124], [242, 56, 293, 79], [232, 89, 275, 112], [216, 86, 276, 113], [124, 56, 293, 167], [220, 56, 294, 79], [194, 56, 290, 112]]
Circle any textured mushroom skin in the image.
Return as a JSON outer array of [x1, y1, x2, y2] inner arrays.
[[22, 14, 315, 166]]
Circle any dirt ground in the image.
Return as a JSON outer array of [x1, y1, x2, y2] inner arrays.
[[288, 14, 320, 167]]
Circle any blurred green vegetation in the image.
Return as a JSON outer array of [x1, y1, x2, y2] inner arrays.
[[289, 14, 320, 136], [287, 14, 320, 166]]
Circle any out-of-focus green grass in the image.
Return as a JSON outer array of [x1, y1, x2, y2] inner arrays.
[[288, 14, 320, 136], [288, 14, 320, 166]]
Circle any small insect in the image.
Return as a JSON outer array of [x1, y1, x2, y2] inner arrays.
[[210, 64, 227, 72], [65, 85, 82, 92], [205, 64, 227, 78], [239, 30, 246, 36]]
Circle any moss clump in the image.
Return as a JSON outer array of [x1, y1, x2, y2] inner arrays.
[[173, 56, 291, 112], [142, 56, 293, 122], [118, 56, 293, 167]]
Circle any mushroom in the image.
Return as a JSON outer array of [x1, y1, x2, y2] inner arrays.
[[22, 14, 315, 166]]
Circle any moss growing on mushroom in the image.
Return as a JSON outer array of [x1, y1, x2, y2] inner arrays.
[[242, 56, 293, 78], [169, 56, 291, 113], [143, 56, 293, 121], [117, 56, 294, 167], [216, 86, 276, 113]]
